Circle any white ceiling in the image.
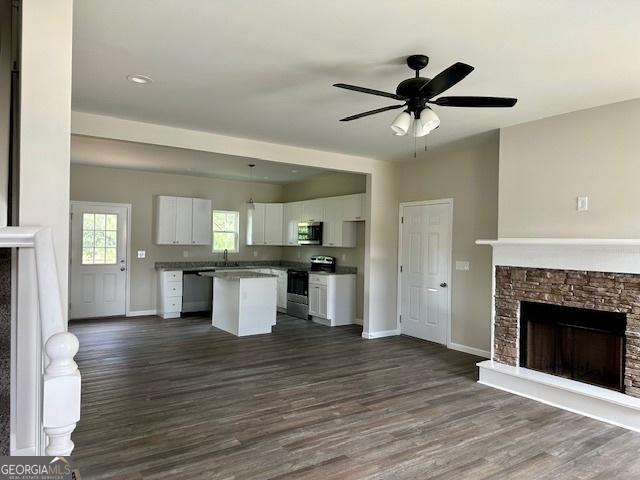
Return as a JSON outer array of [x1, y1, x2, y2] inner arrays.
[[71, 135, 331, 184], [72, 1, 640, 162]]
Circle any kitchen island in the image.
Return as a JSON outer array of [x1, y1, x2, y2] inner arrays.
[[199, 271, 277, 336]]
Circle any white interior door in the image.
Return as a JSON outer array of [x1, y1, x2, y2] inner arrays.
[[399, 202, 451, 344], [70, 203, 128, 319]]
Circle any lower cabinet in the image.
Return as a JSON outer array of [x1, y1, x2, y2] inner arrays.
[[308, 273, 355, 326], [157, 270, 183, 319]]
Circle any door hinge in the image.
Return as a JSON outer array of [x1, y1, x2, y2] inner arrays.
[[401, 216, 404, 224], [400, 265, 403, 273], [399, 314, 402, 323]]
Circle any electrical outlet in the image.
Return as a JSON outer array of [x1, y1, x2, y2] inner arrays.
[[183, 250, 189, 258], [341, 254, 347, 262], [137, 250, 146, 259], [577, 196, 589, 212], [253, 250, 258, 257]]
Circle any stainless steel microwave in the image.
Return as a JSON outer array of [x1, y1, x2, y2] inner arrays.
[[297, 222, 323, 245]]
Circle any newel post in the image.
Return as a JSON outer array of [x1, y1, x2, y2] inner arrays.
[[43, 331, 81, 456]]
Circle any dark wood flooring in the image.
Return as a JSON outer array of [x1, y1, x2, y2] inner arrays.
[[70, 314, 640, 479]]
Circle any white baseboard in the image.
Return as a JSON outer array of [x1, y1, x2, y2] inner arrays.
[[362, 329, 400, 339], [478, 360, 640, 433], [11, 433, 36, 456], [127, 309, 157, 317], [448, 342, 490, 358]]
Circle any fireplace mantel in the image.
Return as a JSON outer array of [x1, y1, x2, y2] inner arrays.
[[476, 238, 640, 274]]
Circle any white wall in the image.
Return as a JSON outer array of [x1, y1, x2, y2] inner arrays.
[[499, 98, 640, 238], [398, 133, 499, 352], [71, 112, 399, 337], [14, 0, 73, 454]]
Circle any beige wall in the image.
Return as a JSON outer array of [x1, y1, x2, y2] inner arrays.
[[281, 171, 367, 321], [282, 171, 366, 202], [398, 133, 499, 352], [71, 165, 284, 312], [499, 98, 640, 238]]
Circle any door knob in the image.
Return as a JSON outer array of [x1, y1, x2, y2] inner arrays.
[[120, 267, 126, 272], [440, 282, 447, 288]]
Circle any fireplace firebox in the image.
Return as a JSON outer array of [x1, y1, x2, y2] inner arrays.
[[519, 301, 626, 392]]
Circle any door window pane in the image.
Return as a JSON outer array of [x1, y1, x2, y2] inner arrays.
[[81, 212, 118, 265]]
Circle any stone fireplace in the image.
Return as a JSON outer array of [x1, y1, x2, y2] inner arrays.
[[476, 239, 640, 431], [495, 267, 635, 395]]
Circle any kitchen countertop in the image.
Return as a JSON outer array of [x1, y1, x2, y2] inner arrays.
[[154, 260, 357, 275], [199, 271, 276, 280]]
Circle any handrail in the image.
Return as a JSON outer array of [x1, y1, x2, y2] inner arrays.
[[2, 226, 80, 456]]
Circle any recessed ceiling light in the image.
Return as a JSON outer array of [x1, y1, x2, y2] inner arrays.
[[126, 74, 153, 84], [291, 169, 298, 173]]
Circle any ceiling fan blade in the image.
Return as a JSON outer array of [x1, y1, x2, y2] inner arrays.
[[419, 62, 474, 98], [340, 104, 405, 121], [333, 83, 404, 101], [431, 96, 517, 107]]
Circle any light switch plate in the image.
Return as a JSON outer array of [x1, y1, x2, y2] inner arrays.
[[456, 261, 470, 271], [137, 250, 146, 259], [577, 196, 589, 211]]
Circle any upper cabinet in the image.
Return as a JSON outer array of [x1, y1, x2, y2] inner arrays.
[[247, 203, 283, 246], [283, 202, 302, 246], [342, 193, 366, 221], [154, 195, 212, 245], [300, 199, 324, 223], [322, 197, 356, 248]]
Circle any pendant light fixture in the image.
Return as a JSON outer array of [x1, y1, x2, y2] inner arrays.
[[247, 164, 256, 210]]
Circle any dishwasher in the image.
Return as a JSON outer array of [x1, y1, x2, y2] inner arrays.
[[182, 271, 213, 313]]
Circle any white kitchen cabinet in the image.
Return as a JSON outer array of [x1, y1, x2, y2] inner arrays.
[[300, 199, 324, 222], [247, 203, 284, 246], [157, 270, 183, 319], [191, 198, 213, 245], [322, 197, 356, 248], [264, 203, 284, 245], [308, 273, 355, 326], [155, 196, 177, 244], [246, 203, 266, 245], [175, 197, 193, 244], [154, 196, 212, 245], [342, 193, 366, 221], [283, 202, 302, 246]]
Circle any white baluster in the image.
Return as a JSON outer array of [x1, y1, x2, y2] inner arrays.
[[43, 331, 81, 456]]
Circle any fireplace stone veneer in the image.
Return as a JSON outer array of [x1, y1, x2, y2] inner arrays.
[[494, 266, 640, 398]]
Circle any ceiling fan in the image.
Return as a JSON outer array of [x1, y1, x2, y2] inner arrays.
[[333, 54, 517, 137]]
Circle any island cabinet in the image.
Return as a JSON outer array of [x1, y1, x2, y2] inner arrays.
[[154, 196, 212, 245]]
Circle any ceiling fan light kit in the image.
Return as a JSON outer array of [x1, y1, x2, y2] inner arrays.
[[334, 54, 517, 140]]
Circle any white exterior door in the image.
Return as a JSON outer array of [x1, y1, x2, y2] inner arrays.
[[70, 203, 128, 319], [399, 202, 451, 344]]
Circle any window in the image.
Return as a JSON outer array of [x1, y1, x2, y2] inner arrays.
[[82, 213, 118, 264], [212, 210, 239, 253]]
